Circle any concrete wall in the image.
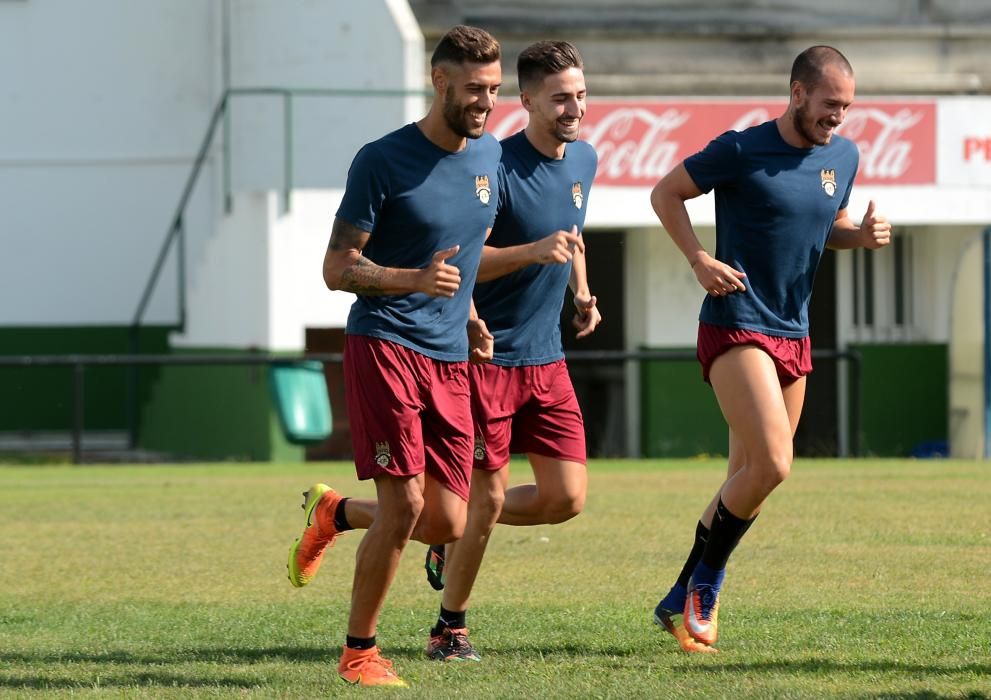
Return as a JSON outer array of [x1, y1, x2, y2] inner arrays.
[[168, 190, 356, 350], [1, 0, 423, 333], [0, 0, 214, 326]]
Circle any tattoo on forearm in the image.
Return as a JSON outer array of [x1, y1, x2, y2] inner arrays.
[[340, 256, 390, 296]]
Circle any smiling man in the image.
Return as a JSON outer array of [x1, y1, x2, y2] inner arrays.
[[284, 25, 502, 688], [649, 46, 891, 652], [421, 40, 601, 662]]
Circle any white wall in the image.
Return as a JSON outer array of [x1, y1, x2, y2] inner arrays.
[[0, 0, 215, 326], [0, 0, 424, 331], [172, 192, 270, 348], [228, 0, 424, 191], [625, 225, 718, 349], [268, 190, 355, 352]]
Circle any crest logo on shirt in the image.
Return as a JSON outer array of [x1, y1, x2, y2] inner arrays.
[[572, 181, 584, 209], [820, 169, 837, 197], [475, 175, 491, 205], [473, 433, 486, 461], [374, 441, 392, 467]]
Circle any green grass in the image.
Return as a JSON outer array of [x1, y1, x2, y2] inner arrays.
[[1, 459, 989, 698]]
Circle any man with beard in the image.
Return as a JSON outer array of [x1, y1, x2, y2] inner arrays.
[[421, 40, 601, 662], [284, 25, 502, 688], [649, 45, 891, 652]]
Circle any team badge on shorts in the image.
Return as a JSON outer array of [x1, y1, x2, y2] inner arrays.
[[475, 175, 491, 205], [374, 441, 392, 467], [820, 169, 837, 197], [473, 434, 486, 461], [572, 181, 584, 209]]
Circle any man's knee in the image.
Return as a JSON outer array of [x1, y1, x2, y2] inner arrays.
[[417, 517, 465, 544], [755, 448, 792, 492], [544, 491, 585, 524], [469, 484, 505, 525], [414, 499, 468, 544]]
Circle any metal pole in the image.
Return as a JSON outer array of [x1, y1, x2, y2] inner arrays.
[[984, 227, 991, 458], [177, 216, 186, 331], [127, 327, 138, 450], [222, 0, 232, 213], [283, 91, 292, 213], [849, 349, 862, 457], [72, 362, 84, 464]]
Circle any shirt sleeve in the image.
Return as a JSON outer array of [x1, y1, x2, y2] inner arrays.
[[838, 143, 860, 210], [683, 130, 743, 194], [335, 143, 389, 234], [495, 158, 508, 214]]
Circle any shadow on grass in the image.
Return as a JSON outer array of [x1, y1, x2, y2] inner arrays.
[[0, 643, 991, 700], [0, 645, 335, 666], [0, 671, 258, 691], [860, 694, 989, 700], [687, 658, 991, 677]]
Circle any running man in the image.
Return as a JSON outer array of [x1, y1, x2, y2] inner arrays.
[[422, 40, 601, 661], [285, 26, 503, 687], [649, 45, 891, 652]]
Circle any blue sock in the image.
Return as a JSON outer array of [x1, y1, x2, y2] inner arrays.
[[658, 582, 688, 613], [691, 561, 725, 591]]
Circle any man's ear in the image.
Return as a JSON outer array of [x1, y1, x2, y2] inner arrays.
[[520, 90, 533, 112], [431, 65, 448, 95], [790, 80, 804, 104]]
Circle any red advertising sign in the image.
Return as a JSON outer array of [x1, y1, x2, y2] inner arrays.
[[487, 100, 936, 186]]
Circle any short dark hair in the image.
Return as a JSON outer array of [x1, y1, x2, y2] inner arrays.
[[430, 25, 501, 68], [517, 40, 584, 91], [790, 45, 853, 91]]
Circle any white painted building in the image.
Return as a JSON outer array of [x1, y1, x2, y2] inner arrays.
[[0, 0, 423, 459], [3, 0, 989, 459]]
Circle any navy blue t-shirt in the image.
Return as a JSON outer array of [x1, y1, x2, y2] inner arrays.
[[336, 123, 501, 361], [473, 131, 598, 366], [684, 120, 859, 337]]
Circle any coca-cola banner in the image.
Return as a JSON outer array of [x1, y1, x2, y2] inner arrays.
[[487, 100, 936, 187]]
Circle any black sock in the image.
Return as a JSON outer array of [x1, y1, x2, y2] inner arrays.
[[700, 498, 757, 571], [676, 521, 710, 589], [345, 634, 375, 650], [432, 605, 466, 635], [334, 498, 353, 532]]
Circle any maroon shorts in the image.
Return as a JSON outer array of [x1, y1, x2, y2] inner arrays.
[[468, 359, 587, 471], [697, 322, 812, 386], [344, 334, 472, 501]]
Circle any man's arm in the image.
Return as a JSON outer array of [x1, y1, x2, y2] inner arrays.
[[467, 297, 494, 364], [650, 163, 746, 297], [323, 218, 462, 297], [827, 200, 892, 251], [476, 228, 584, 283], [568, 233, 601, 339]]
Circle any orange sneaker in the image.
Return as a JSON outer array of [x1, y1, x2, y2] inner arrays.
[[653, 604, 718, 653], [338, 646, 408, 688], [287, 483, 343, 588], [683, 580, 720, 646]]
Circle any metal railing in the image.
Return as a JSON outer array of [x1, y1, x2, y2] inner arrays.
[[126, 86, 428, 446], [0, 348, 861, 464], [130, 86, 428, 337]]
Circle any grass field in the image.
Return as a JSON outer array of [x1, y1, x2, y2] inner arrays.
[[1, 458, 989, 699]]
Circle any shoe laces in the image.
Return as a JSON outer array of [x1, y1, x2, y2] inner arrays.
[[694, 585, 718, 619], [346, 650, 398, 678], [445, 627, 472, 651]]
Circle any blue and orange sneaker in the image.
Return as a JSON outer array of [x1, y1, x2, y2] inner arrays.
[[653, 602, 718, 653], [287, 483, 343, 588], [426, 627, 481, 661], [424, 544, 446, 591], [684, 578, 721, 646], [338, 645, 408, 687]]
